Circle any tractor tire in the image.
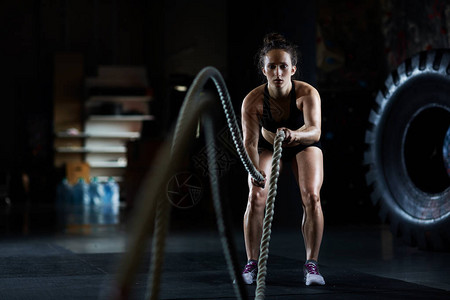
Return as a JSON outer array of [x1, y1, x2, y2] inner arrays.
[[364, 49, 450, 250]]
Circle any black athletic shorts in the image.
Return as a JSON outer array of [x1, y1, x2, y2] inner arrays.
[[258, 135, 321, 162]]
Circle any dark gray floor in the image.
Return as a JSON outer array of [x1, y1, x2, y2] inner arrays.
[[0, 220, 448, 300]]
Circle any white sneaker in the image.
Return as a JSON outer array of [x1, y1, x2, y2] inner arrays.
[[242, 260, 258, 284], [303, 260, 325, 286]]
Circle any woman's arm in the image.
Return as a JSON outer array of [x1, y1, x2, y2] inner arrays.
[[280, 88, 322, 145], [242, 91, 266, 187], [242, 92, 261, 168]]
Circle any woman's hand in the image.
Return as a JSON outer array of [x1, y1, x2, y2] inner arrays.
[[251, 169, 266, 188], [277, 128, 295, 146]]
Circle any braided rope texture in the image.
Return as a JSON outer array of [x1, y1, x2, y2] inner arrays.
[[255, 130, 285, 300], [173, 67, 264, 183]]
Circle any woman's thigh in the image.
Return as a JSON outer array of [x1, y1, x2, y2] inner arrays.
[[291, 146, 323, 196]]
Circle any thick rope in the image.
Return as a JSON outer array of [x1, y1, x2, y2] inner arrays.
[[114, 66, 283, 300], [255, 130, 285, 300], [145, 180, 171, 300], [172, 67, 264, 183]]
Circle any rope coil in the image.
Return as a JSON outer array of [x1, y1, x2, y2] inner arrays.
[[115, 66, 283, 300]]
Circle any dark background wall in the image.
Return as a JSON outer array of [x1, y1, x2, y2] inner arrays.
[[1, 0, 449, 232]]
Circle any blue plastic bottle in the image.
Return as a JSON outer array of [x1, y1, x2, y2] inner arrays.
[[103, 177, 120, 224], [72, 178, 90, 224], [89, 176, 105, 224], [73, 178, 90, 204], [89, 177, 104, 206]]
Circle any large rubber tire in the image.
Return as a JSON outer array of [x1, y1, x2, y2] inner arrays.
[[364, 49, 450, 250]]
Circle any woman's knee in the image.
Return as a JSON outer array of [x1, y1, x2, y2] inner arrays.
[[247, 188, 267, 211], [301, 189, 321, 209]]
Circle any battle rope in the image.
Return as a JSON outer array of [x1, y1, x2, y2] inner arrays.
[[172, 67, 265, 184], [255, 130, 284, 300], [114, 66, 284, 300]]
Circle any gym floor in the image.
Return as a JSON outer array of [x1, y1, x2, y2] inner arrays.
[[0, 207, 449, 300]]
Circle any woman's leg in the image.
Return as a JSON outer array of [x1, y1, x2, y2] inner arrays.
[[243, 150, 278, 261], [291, 146, 324, 262]]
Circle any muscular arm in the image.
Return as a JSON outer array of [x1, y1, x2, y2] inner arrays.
[[282, 89, 322, 145], [241, 93, 261, 168]]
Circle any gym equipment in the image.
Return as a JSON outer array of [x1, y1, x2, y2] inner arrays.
[[364, 49, 450, 250]]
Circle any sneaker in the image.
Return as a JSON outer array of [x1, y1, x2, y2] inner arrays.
[[303, 260, 325, 286], [242, 260, 258, 284]]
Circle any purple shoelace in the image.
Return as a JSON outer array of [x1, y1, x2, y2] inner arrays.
[[243, 261, 258, 273], [304, 262, 320, 275]]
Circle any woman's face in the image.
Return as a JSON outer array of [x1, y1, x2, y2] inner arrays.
[[262, 49, 296, 89]]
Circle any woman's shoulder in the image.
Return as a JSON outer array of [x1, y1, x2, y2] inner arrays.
[[243, 84, 265, 103], [293, 80, 319, 97], [242, 84, 265, 113]]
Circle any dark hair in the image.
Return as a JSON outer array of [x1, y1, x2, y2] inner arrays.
[[256, 33, 299, 70]]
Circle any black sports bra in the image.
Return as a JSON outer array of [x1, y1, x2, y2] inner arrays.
[[260, 83, 304, 133]]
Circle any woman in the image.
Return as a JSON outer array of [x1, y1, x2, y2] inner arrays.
[[240, 33, 325, 286]]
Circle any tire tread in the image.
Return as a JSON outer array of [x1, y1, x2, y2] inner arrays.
[[364, 49, 450, 250]]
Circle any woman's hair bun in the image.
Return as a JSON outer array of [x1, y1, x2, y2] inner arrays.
[[263, 33, 287, 47]]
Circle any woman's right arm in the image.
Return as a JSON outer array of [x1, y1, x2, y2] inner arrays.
[[241, 92, 266, 187]]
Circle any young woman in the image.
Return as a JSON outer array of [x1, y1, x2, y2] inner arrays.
[[240, 33, 325, 286]]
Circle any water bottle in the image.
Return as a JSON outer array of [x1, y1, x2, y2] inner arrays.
[[89, 177, 104, 206], [89, 177, 105, 224], [103, 177, 120, 224], [72, 178, 90, 224]]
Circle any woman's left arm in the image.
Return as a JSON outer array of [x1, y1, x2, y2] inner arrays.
[[278, 89, 321, 145]]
